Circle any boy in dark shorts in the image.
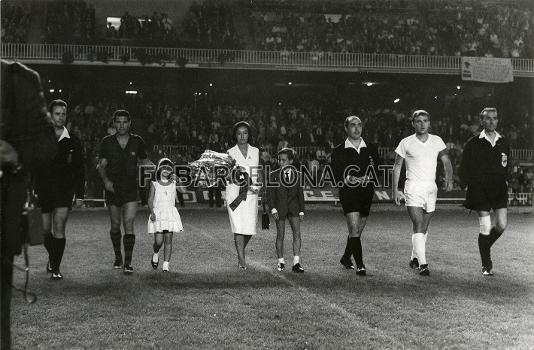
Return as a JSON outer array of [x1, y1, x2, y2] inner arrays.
[[268, 148, 305, 273]]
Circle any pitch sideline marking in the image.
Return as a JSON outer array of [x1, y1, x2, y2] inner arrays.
[[184, 222, 400, 346]]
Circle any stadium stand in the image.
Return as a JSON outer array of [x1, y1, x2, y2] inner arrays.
[[2, 0, 533, 57], [1, 3, 31, 43]]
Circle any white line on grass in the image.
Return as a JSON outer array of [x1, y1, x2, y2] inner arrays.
[[184, 222, 401, 347]]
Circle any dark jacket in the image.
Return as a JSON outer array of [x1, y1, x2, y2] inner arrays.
[[35, 131, 85, 200], [268, 168, 305, 218], [459, 134, 510, 185], [1, 60, 57, 256], [331, 140, 380, 198]]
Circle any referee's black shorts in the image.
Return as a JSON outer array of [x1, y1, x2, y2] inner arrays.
[[464, 179, 508, 211], [37, 188, 74, 213], [339, 187, 375, 217], [105, 181, 139, 207]]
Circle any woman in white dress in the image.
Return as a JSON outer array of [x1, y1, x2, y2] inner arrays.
[[226, 121, 261, 269]]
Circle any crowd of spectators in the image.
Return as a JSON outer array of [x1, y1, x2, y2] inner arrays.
[[182, 0, 242, 49], [60, 96, 533, 198], [2, 0, 532, 58], [250, 1, 533, 57], [1, 3, 31, 43], [43, 0, 95, 44], [106, 11, 177, 47]]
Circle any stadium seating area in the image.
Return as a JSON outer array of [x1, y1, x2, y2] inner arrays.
[[106, 11, 178, 47], [248, 0, 533, 57], [2, 0, 533, 58], [43, 0, 95, 44], [1, 3, 31, 43]]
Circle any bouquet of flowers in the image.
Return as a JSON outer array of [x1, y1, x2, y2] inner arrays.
[[189, 150, 235, 188]]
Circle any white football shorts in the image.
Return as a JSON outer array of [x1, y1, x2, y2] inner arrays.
[[404, 180, 438, 213]]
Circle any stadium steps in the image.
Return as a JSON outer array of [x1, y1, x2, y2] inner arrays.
[[26, 1, 47, 43], [231, 1, 255, 49]]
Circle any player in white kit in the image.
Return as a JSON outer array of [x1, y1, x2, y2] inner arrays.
[[392, 110, 454, 276]]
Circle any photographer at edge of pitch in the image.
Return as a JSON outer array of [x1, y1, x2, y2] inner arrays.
[[1, 59, 57, 350]]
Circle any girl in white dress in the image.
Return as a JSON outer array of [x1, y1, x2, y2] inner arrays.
[[148, 158, 184, 272], [226, 121, 261, 269]]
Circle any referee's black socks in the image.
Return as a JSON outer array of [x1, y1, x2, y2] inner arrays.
[[44, 231, 53, 258], [349, 237, 364, 268], [478, 234, 491, 268], [342, 237, 352, 261], [110, 230, 122, 260], [51, 237, 66, 273], [123, 234, 135, 266]]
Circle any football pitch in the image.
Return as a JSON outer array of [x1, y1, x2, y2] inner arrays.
[[11, 204, 534, 349]]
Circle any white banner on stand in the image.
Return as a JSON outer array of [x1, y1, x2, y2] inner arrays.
[[461, 57, 514, 83]]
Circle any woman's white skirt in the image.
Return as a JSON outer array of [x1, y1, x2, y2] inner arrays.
[[225, 183, 258, 236]]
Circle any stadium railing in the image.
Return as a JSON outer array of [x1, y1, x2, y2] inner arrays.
[[154, 145, 533, 162], [510, 149, 534, 162], [2, 43, 534, 77]]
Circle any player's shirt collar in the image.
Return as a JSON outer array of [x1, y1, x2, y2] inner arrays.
[[58, 127, 70, 142], [479, 129, 501, 147], [345, 138, 367, 154]]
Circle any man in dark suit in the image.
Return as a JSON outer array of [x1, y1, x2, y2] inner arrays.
[[331, 116, 380, 276], [1, 59, 57, 350], [268, 148, 305, 273]]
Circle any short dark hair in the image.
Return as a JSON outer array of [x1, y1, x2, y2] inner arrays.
[[113, 109, 131, 122], [479, 107, 498, 119], [278, 147, 295, 160], [344, 115, 361, 129], [411, 109, 430, 121], [232, 121, 252, 143], [48, 99, 67, 113]]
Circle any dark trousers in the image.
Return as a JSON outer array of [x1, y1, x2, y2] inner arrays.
[[208, 186, 222, 207], [177, 191, 185, 206], [1, 254, 13, 350]]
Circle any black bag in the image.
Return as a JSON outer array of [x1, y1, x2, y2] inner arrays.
[[22, 190, 44, 246], [261, 202, 270, 230]]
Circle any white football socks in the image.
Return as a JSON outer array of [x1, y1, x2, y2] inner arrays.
[[162, 261, 169, 271], [277, 258, 285, 264], [152, 253, 159, 262], [293, 256, 300, 265], [412, 233, 427, 265]]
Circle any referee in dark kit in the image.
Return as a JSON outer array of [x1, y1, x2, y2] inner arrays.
[[459, 107, 510, 277], [331, 115, 381, 275], [36, 99, 85, 280]]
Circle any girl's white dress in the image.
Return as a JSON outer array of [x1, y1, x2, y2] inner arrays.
[[225, 144, 259, 236], [147, 181, 183, 233]]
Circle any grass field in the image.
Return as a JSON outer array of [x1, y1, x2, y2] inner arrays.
[[10, 204, 534, 350]]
